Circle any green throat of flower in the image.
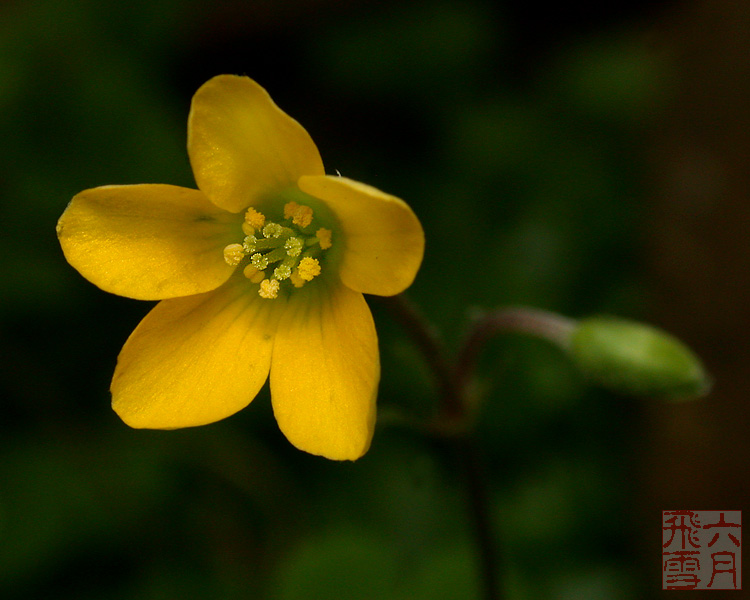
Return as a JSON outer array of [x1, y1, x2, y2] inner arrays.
[[222, 196, 334, 299]]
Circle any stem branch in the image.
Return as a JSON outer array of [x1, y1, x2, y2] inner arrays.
[[382, 300, 575, 600], [457, 307, 575, 392]]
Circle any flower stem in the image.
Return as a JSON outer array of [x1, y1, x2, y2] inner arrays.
[[380, 295, 504, 600], [457, 436, 502, 600], [379, 294, 463, 419]]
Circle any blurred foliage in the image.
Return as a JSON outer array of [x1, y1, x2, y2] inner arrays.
[[0, 0, 673, 598]]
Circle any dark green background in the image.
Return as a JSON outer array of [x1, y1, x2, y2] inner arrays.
[[1, 0, 745, 598]]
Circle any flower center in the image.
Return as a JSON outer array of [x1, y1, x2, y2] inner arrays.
[[222, 201, 333, 299]]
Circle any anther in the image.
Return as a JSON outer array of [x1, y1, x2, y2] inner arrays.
[[245, 207, 266, 229], [243, 265, 266, 283], [289, 270, 306, 288], [223, 243, 245, 266], [284, 201, 300, 219], [259, 278, 280, 299], [241, 222, 255, 236], [297, 257, 321, 281], [292, 205, 314, 228], [316, 228, 332, 250]]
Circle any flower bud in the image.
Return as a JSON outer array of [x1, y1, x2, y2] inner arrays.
[[568, 317, 710, 400]]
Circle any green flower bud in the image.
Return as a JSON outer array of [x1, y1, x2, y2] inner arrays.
[[568, 317, 710, 400]]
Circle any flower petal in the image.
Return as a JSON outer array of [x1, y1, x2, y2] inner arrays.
[[57, 184, 238, 300], [112, 278, 284, 429], [188, 75, 325, 213], [298, 175, 424, 296], [270, 284, 379, 460]]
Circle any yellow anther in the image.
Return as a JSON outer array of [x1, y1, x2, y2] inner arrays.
[[292, 205, 314, 228], [241, 221, 255, 236], [289, 270, 306, 288], [245, 207, 266, 229], [284, 201, 300, 219], [259, 278, 280, 299], [243, 265, 266, 283], [297, 257, 321, 281], [316, 228, 332, 250], [223, 243, 245, 266], [262, 222, 284, 239]]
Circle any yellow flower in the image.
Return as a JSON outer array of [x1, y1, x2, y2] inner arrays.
[[56, 75, 424, 460]]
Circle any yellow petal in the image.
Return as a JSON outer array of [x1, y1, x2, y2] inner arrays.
[[298, 175, 424, 296], [112, 278, 285, 429], [188, 75, 325, 213], [57, 184, 238, 300], [270, 284, 379, 460]]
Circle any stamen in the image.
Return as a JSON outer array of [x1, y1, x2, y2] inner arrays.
[[297, 257, 321, 281], [292, 205, 314, 228], [223, 243, 245, 266], [259, 278, 280, 299], [243, 265, 266, 283], [245, 207, 266, 229], [230, 199, 333, 294], [289, 270, 306, 288], [284, 237, 303, 257], [316, 228, 332, 250], [284, 201, 300, 219]]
